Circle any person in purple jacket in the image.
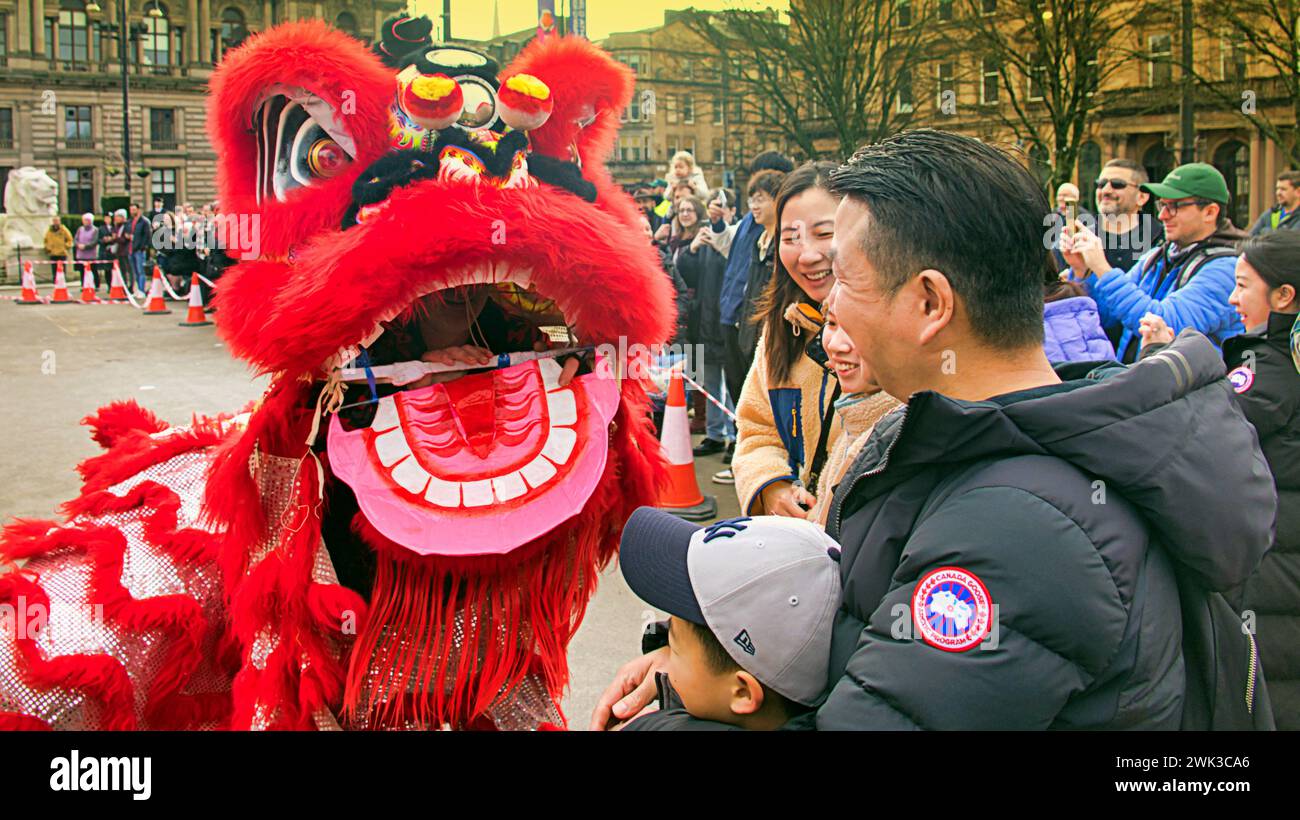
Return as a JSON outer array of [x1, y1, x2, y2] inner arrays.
[[1042, 277, 1116, 363]]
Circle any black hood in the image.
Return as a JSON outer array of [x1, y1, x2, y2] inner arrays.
[[844, 331, 1275, 591]]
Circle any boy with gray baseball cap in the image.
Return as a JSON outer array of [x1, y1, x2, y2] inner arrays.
[[617, 508, 842, 731]]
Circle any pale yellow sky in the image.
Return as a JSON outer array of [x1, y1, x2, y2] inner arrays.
[[409, 0, 787, 42]]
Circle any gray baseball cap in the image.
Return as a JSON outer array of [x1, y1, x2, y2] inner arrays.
[[619, 508, 842, 706]]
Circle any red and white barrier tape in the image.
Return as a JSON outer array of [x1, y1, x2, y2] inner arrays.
[[649, 364, 738, 423]]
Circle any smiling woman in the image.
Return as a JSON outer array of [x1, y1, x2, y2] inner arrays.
[[732, 161, 846, 520]]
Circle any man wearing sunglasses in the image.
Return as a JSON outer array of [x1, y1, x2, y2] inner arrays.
[[1062, 162, 1243, 363], [1092, 159, 1163, 274]]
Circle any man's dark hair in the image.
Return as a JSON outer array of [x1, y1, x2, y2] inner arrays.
[[747, 169, 785, 199], [1103, 158, 1149, 186], [1277, 170, 1300, 187], [827, 129, 1049, 350], [749, 151, 794, 175]]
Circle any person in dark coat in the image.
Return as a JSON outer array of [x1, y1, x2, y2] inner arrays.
[[673, 197, 733, 453], [588, 129, 1276, 732], [1141, 230, 1300, 729]]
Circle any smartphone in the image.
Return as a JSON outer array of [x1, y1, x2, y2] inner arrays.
[[1064, 199, 1078, 237]]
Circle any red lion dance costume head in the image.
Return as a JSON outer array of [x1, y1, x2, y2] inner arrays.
[[0, 15, 671, 731]]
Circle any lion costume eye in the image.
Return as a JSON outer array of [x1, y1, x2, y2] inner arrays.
[[253, 88, 356, 204]]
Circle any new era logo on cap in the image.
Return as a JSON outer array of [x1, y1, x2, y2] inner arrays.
[[734, 629, 756, 656]]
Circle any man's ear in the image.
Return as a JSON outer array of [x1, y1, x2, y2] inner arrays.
[[1136, 189, 1150, 208], [914, 269, 956, 347], [729, 670, 766, 716]]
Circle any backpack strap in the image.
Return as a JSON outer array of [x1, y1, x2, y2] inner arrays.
[[1176, 244, 1238, 290]]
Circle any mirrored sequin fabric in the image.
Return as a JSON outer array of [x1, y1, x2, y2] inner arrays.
[[0, 449, 232, 729]]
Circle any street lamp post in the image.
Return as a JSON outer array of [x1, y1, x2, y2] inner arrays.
[[85, 0, 160, 197]]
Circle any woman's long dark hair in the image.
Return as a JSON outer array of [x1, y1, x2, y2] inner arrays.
[[1239, 231, 1300, 295], [751, 161, 839, 385]]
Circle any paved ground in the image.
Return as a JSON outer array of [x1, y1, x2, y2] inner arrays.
[[0, 292, 739, 728]]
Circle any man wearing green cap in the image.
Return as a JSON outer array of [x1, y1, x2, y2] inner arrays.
[[1062, 162, 1244, 363]]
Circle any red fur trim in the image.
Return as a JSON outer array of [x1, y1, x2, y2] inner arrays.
[[0, 572, 137, 730], [82, 401, 168, 450], [75, 416, 232, 495], [0, 712, 52, 730], [1, 481, 231, 730]]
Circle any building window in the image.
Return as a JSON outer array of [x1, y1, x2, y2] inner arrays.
[[1213, 140, 1250, 227], [58, 1, 91, 68], [628, 87, 642, 122], [897, 69, 914, 113], [143, 4, 171, 69], [682, 94, 694, 124], [620, 53, 641, 74], [981, 57, 1000, 105], [1027, 65, 1047, 101], [898, 0, 912, 28], [66, 167, 95, 213], [665, 94, 677, 124], [1084, 49, 1100, 96], [937, 61, 955, 111], [732, 99, 744, 124], [0, 13, 9, 66], [712, 95, 724, 125], [684, 58, 694, 81], [643, 136, 652, 161], [1220, 32, 1246, 81], [713, 140, 723, 164], [152, 168, 177, 210], [0, 108, 12, 148], [215, 7, 248, 63], [150, 108, 176, 148], [335, 11, 359, 38], [938, 0, 954, 22], [65, 105, 92, 147], [1148, 34, 1172, 86]]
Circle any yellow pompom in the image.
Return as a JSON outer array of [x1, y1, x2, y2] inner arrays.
[[505, 74, 551, 101], [410, 75, 457, 101]]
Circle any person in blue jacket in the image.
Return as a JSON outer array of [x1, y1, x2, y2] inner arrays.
[[1061, 162, 1244, 363]]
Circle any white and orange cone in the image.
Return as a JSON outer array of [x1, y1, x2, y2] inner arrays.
[[79, 263, 99, 303], [653, 366, 717, 520], [16, 261, 42, 305], [107, 260, 129, 302], [50, 262, 74, 303], [178, 273, 213, 326], [143, 266, 172, 315]]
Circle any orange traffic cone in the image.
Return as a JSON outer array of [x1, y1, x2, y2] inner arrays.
[[143, 267, 172, 315], [654, 367, 717, 521], [50, 262, 74, 303], [16, 261, 42, 305], [108, 260, 129, 302], [179, 273, 213, 326], [79, 263, 99, 303]]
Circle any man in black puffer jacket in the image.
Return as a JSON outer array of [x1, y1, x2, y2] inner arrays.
[[817, 130, 1275, 730], [589, 129, 1275, 732]]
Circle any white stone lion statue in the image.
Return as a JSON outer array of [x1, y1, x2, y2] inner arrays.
[[2, 167, 60, 252]]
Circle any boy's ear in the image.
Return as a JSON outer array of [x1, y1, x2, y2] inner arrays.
[[728, 670, 766, 716]]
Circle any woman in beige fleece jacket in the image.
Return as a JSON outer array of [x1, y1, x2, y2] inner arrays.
[[733, 162, 848, 517]]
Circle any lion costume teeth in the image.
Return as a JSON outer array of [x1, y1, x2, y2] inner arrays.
[[0, 14, 672, 731]]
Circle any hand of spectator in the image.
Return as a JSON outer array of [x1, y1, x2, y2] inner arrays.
[[1062, 222, 1110, 278], [1139, 313, 1175, 347], [690, 230, 710, 252], [761, 481, 817, 519], [654, 223, 671, 243], [588, 646, 668, 731], [707, 200, 725, 224]]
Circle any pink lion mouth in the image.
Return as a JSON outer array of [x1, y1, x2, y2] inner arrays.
[[326, 355, 619, 557]]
